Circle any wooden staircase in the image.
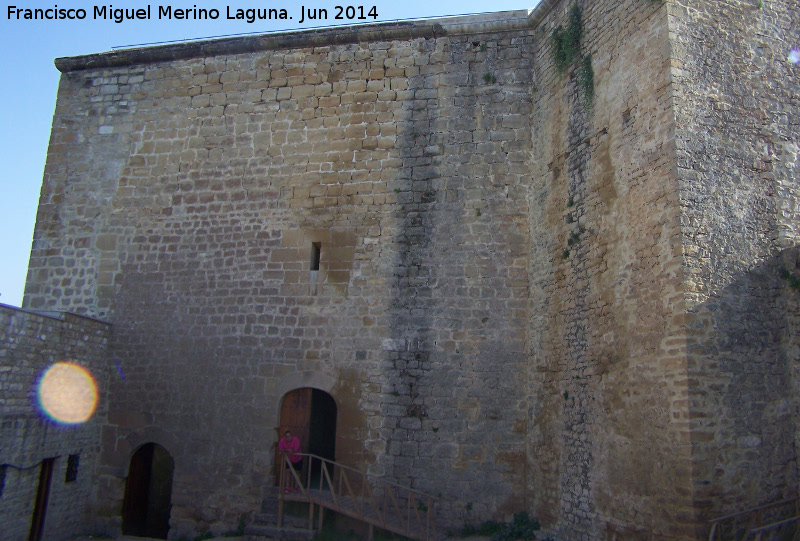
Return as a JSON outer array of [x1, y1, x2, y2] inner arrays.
[[250, 453, 439, 541]]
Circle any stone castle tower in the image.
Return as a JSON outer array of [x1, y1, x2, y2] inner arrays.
[[10, 0, 800, 539]]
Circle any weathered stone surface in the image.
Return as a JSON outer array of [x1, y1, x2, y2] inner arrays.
[[670, 0, 800, 530], [12, 0, 800, 540]]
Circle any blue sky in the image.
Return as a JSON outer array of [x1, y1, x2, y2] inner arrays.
[[0, 0, 538, 307]]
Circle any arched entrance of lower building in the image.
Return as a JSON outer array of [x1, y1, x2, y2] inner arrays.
[[277, 388, 337, 485], [122, 442, 174, 539]]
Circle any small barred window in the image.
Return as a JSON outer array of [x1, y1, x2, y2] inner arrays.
[[65, 454, 79, 483]]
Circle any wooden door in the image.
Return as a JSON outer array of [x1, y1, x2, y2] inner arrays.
[[276, 388, 312, 484], [122, 444, 154, 536], [122, 443, 173, 539], [28, 458, 55, 541]]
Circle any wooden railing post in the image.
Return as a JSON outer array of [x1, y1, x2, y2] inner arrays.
[[277, 454, 285, 528], [306, 455, 312, 492], [708, 522, 718, 541], [321, 459, 337, 506], [427, 495, 433, 540], [337, 463, 342, 498], [407, 491, 412, 535]]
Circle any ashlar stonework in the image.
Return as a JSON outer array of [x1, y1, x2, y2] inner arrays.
[[9, 0, 800, 539]]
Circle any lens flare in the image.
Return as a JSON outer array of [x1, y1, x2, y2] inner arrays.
[[790, 48, 800, 65], [38, 362, 98, 424], [114, 359, 127, 382]]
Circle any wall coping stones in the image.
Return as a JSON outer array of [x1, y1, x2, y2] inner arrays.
[[0, 302, 111, 326], [54, 5, 559, 73]]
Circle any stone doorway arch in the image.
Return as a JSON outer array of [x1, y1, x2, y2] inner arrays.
[[121, 442, 174, 539], [277, 388, 337, 484]]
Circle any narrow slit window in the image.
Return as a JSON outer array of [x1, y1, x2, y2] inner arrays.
[[0, 465, 6, 497], [310, 243, 321, 271], [65, 454, 79, 483]]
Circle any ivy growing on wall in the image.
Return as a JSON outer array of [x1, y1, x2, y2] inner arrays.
[[551, 4, 583, 73], [552, 3, 594, 108]]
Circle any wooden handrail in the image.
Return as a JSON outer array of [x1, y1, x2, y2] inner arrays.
[[710, 498, 799, 525], [277, 452, 438, 540], [747, 515, 800, 541], [708, 497, 799, 541]]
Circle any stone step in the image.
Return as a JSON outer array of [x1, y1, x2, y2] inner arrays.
[[254, 511, 311, 528], [245, 523, 315, 541]]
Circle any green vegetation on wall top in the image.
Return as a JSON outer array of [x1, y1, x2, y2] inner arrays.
[[551, 3, 594, 108], [551, 3, 583, 73]]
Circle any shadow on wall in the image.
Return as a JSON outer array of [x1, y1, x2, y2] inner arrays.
[[688, 246, 800, 521]]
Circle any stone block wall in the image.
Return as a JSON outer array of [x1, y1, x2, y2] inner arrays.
[[669, 0, 800, 522], [0, 304, 111, 541], [19, 0, 800, 539], [26, 12, 539, 537], [526, 0, 692, 538]]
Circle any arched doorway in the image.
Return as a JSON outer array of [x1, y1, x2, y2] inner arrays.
[[278, 388, 337, 484], [122, 443, 174, 539]]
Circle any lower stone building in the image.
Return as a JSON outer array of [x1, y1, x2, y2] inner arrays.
[[0, 305, 110, 541], [4, 0, 799, 539]]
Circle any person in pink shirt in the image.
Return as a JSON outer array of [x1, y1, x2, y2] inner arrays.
[[278, 430, 302, 492]]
